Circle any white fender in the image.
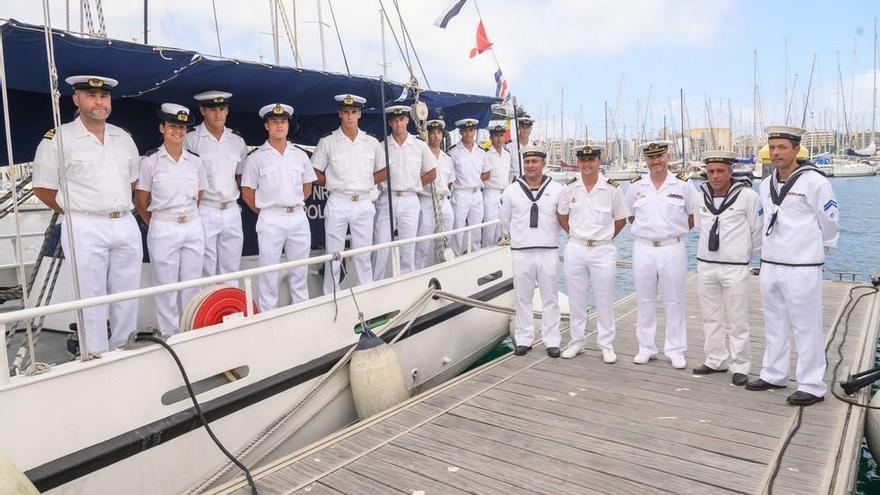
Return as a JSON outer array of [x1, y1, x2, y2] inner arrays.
[[0, 457, 39, 495], [349, 332, 410, 420], [866, 391, 880, 462]]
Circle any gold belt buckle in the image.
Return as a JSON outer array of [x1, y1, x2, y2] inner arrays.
[[395, 191, 404, 197], [219, 201, 230, 210], [586, 240, 597, 247], [285, 206, 296, 213], [652, 240, 662, 247], [177, 215, 188, 224], [109, 211, 123, 219], [350, 194, 360, 201]]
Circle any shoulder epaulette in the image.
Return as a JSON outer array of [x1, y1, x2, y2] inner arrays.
[[293, 144, 313, 158], [144, 147, 159, 157], [43, 128, 56, 140], [448, 143, 459, 151], [186, 128, 196, 134], [606, 178, 620, 188], [246, 147, 259, 156], [630, 175, 643, 183], [230, 129, 243, 137], [564, 176, 578, 185], [186, 149, 200, 157], [676, 172, 690, 181], [364, 131, 376, 139]]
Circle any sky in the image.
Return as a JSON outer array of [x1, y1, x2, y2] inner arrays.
[[1, 0, 878, 141]]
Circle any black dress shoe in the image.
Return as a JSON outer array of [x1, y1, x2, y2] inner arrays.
[[546, 347, 560, 358], [692, 364, 728, 375], [786, 391, 825, 406], [514, 345, 531, 356], [745, 378, 787, 391], [732, 373, 748, 386]]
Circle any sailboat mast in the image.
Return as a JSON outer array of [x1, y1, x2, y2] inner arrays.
[[753, 49, 757, 158], [873, 17, 877, 145], [317, 0, 327, 70], [680, 89, 686, 164], [143, 0, 148, 44]]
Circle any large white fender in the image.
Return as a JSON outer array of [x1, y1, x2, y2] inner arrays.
[[866, 391, 880, 462], [0, 457, 39, 495], [349, 330, 410, 420]]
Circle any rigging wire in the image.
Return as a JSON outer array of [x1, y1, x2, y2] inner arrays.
[[211, 0, 223, 57], [326, 0, 349, 75], [376, 0, 415, 83], [389, 0, 431, 90]]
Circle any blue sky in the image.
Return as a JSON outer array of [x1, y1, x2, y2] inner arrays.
[[2, 0, 877, 140]]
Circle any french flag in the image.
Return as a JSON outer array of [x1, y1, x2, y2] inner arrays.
[[434, 0, 468, 28]]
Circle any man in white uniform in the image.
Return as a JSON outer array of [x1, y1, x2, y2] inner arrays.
[[311, 94, 386, 294], [506, 114, 534, 183], [135, 104, 207, 336], [625, 140, 697, 369], [500, 146, 562, 358], [186, 90, 247, 281], [241, 103, 317, 310], [693, 150, 762, 386], [32, 75, 142, 353], [482, 122, 510, 247], [372, 105, 436, 280], [557, 145, 629, 363], [415, 119, 456, 268], [449, 118, 490, 254], [746, 126, 839, 406]]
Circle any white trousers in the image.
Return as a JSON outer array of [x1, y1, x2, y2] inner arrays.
[[199, 204, 243, 283], [481, 189, 503, 247], [759, 263, 826, 396], [697, 262, 751, 373], [415, 195, 454, 269], [564, 242, 617, 349], [632, 239, 687, 359], [147, 217, 205, 336], [323, 195, 375, 294], [256, 209, 311, 311], [451, 189, 483, 255], [512, 249, 561, 348], [372, 193, 420, 280], [62, 213, 142, 353]]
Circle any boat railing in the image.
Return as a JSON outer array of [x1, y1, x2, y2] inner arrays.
[[0, 219, 501, 384]]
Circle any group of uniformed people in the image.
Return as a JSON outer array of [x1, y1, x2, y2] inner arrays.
[[501, 126, 838, 407]]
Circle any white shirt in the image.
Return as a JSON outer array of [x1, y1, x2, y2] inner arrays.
[[311, 128, 384, 194], [695, 183, 762, 264], [32, 117, 139, 213], [759, 168, 839, 265], [557, 175, 630, 242], [241, 141, 318, 210], [449, 143, 490, 190], [380, 134, 435, 193], [484, 146, 511, 190], [136, 145, 207, 214], [185, 124, 247, 203], [500, 177, 562, 250], [625, 173, 698, 241], [421, 149, 456, 196]]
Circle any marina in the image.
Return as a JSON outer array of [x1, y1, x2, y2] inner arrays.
[[208, 276, 880, 495]]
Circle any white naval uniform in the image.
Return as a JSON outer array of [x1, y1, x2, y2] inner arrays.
[[758, 166, 839, 396], [558, 175, 629, 350], [137, 146, 207, 336], [694, 182, 762, 374], [242, 141, 317, 310], [373, 134, 435, 280], [185, 124, 247, 281], [624, 173, 697, 360], [500, 176, 563, 349], [311, 128, 384, 294], [415, 149, 455, 269], [505, 140, 530, 183], [32, 117, 142, 353], [449, 143, 490, 254], [481, 145, 510, 247]]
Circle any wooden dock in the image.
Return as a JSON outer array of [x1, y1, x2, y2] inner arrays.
[[210, 276, 880, 495]]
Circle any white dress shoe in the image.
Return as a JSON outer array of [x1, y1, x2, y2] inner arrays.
[[561, 342, 585, 359], [633, 352, 655, 364], [600, 347, 617, 364], [671, 357, 687, 369]]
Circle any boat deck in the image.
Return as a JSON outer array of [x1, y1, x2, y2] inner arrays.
[[210, 276, 880, 495]]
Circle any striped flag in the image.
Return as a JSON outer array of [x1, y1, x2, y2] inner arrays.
[[434, 0, 468, 28], [494, 69, 508, 99]]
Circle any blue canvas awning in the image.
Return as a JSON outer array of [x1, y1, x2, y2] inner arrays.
[[0, 19, 499, 165]]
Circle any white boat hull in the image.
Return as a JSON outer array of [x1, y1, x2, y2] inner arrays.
[[0, 247, 515, 494]]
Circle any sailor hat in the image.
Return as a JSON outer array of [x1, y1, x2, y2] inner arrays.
[[194, 90, 233, 107], [521, 145, 547, 159], [455, 118, 479, 129], [156, 103, 195, 126], [385, 105, 411, 117], [426, 119, 446, 131], [640, 140, 673, 157], [517, 114, 535, 126], [575, 144, 604, 159], [65, 75, 117, 92], [488, 122, 507, 135], [701, 149, 737, 165], [765, 125, 805, 142], [259, 103, 294, 120], [335, 94, 366, 109]]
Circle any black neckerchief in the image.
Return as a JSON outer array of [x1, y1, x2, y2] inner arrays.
[[701, 180, 747, 252], [766, 163, 824, 236], [515, 175, 552, 228]]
